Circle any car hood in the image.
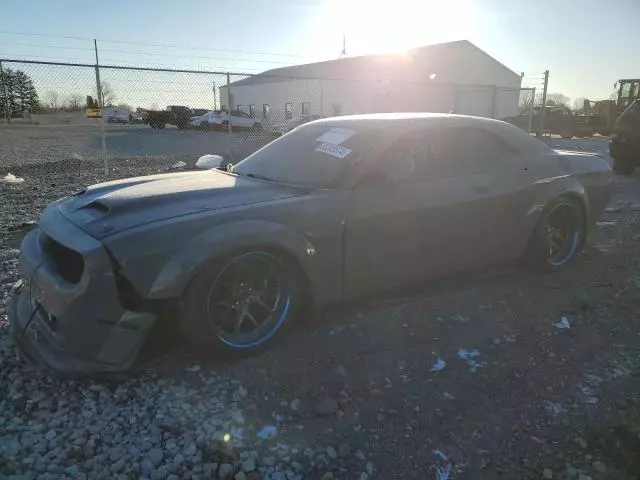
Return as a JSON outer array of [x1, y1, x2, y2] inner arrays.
[[57, 169, 304, 238]]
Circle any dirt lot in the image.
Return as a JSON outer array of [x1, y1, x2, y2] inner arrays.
[[0, 124, 271, 167], [1, 142, 640, 480]]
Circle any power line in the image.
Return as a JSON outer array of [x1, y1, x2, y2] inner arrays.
[[0, 30, 316, 59], [0, 54, 270, 73], [1, 41, 299, 66]]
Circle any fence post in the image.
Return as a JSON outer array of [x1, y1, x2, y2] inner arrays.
[[537, 70, 549, 138], [226, 73, 232, 134], [0, 60, 11, 124], [528, 87, 536, 134], [94, 39, 108, 177], [491, 86, 497, 119]]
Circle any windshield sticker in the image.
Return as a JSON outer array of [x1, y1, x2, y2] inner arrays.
[[315, 127, 355, 145], [315, 142, 352, 159]]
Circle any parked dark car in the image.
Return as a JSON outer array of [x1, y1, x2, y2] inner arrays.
[[9, 113, 612, 374], [503, 106, 575, 138], [145, 105, 193, 129]]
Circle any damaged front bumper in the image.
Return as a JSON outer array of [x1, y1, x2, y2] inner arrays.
[[8, 204, 156, 374]]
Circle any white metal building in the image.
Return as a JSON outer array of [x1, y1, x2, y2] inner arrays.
[[219, 40, 522, 125]]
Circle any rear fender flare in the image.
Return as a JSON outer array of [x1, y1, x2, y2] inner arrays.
[[146, 220, 319, 300], [519, 176, 588, 254]]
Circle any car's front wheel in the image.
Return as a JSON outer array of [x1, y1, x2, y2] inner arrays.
[[179, 250, 301, 355], [525, 197, 584, 271]]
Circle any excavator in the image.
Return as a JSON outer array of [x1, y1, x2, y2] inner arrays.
[[609, 79, 640, 174]]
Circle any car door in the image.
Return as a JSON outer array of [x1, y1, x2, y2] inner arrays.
[[232, 110, 252, 127], [343, 130, 449, 297], [429, 125, 535, 270]]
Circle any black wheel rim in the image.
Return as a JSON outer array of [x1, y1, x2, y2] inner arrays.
[[205, 252, 290, 348], [545, 203, 581, 267]]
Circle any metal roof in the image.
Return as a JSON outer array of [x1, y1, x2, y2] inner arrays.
[[223, 40, 519, 88]]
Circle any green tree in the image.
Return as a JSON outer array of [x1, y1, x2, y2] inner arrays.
[[0, 68, 40, 117]]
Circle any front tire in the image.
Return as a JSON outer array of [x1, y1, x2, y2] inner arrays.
[[525, 197, 585, 271], [179, 251, 301, 355]]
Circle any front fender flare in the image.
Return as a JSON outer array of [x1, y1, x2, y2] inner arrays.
[[146, 219, 319, 300]]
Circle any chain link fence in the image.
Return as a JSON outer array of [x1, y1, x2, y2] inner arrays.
[[1, 58, 532, 183]]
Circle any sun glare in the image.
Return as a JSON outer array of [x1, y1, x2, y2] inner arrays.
[[322, 0, 475, 56]]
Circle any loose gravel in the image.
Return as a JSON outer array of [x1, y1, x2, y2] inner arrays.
[[2, 141, 640, 479]]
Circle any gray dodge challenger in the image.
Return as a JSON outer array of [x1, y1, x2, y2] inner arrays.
[[9, 113, 612, 374]]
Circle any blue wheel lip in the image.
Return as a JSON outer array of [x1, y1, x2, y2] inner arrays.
[[215, 251, 291, 349], [549, 231, 580, 267], [219, 295, 291, 349]]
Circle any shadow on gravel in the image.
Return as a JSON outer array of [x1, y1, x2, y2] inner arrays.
[[590, 424, 640, 479]]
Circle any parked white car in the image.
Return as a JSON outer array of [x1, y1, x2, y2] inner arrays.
[[189, 110, 261, 129], [269, 114, 324, 136]]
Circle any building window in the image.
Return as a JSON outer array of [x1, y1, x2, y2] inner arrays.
[[302, 102, 311, 115], [263, 104, 270, 119], [249, 104, 255, 118], [285, 102, 292, 120]]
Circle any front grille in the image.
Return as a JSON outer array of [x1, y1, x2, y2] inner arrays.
[[41, 234, 84, 283]]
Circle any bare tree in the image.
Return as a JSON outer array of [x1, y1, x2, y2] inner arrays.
[[546, 93, 570, 107], [572, 97, 588, 113], [100, 82, 116, 106], [45, 91, 60, 111], [66, 93, 84, 111]]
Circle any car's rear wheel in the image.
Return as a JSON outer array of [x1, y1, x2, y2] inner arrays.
[[525, 197, 584, 271], [179, 251, 301, 355], [560, 126, 573, 139]]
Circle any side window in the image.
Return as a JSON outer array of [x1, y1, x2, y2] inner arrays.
[[263, 104, 270, 119], [376, 133, 439, 183], [249, 104, 255, 118], [285, 102, 293, 120], [436, 127, 513, 176]]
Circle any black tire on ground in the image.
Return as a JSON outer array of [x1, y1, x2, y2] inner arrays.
[[560, 127, 573, 139], [612, 154, 636, 175], [524, 196, 585, 272], [179, 250, 304, 356]]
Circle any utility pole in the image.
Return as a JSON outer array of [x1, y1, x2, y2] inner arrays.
[[537, 69, 549, 138], [340, 33, 347, 57], [94, 39, 103, 108], [94, 39, 108, 176], [212, 81, 217, 110], [226, 73, 232, 134]]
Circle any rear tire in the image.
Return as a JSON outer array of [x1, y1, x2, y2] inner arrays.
[[525, 197, 585, 272], [179, 250, 302, 356], [560, 127, 573, 139]]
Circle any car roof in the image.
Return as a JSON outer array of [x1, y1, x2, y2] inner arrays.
[[305, 112, 510, 133], [301, 112, 552, 154]]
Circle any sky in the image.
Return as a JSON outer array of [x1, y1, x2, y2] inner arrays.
[[1, 0, 639, 108]]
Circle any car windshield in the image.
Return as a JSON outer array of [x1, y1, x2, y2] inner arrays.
[[233, 124, 383, 188]]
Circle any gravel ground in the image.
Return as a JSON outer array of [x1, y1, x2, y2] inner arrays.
[[0, 125, 271, 166], [2, 146, 640, 479]]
